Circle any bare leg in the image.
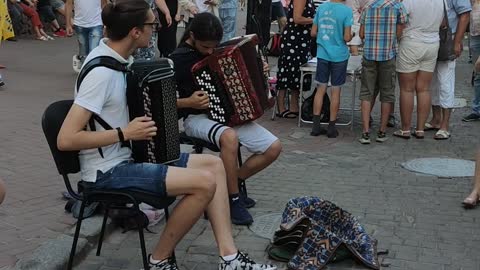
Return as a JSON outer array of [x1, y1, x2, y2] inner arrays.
[[329, 86, 341, 121], [219, 129, 240, 195], [379, 102, 392, 132], [276, 89, 287, 113], [464, 149, 480, 204], [415, 71, 434, 131], [152, 159, 217, 260], [50, 19, 61, 31], [33, 26, 43, 39], [238, 140, 281, 180], [439, 108, 452, 131], [185, 154, 237, 256], [361, 100, 371, 133], [290, 90, 299, 113], [398, 72, 417, 131], [313, 84, 327, 115], [430, 105, 442, 127], [0, 178, 6, 205]]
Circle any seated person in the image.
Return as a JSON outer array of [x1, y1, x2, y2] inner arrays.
[[36, 0, 67, 37], [10, 0, 52, 40], [57, 1, 277, 269], [170, 13, 282, 226]]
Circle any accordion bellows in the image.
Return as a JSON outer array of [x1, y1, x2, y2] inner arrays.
[[127, 59, 181, 164], [192, 34, 274, 127]]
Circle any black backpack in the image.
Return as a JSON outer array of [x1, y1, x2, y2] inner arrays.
[[301, 89, 330, 123]]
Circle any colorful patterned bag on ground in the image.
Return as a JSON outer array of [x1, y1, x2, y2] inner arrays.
[[276, 196, 381, 270]]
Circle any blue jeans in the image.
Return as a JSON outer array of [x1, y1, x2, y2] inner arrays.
[[219, 0, 237, 43], [470, 35, 480, 115], [94, 153, 190, 197], [74, 25, 103, 59]]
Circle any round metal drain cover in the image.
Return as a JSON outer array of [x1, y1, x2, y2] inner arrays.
[[249, 213, 282, 240], [401, 158, 474, 177]]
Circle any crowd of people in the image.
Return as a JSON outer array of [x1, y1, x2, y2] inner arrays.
[[2, 0, 480, 269]]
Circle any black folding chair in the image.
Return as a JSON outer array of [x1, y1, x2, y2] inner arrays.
[[178, 132, 248, 196], [42, 100, 176, 270]]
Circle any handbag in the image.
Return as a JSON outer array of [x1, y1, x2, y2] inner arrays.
[[437, 0, 456, 61]]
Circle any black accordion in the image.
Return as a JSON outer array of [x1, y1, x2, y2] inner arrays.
[[192, 34, 274, 127], [127, 59, 180, 164]]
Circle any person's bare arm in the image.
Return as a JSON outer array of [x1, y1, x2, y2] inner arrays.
[[344, 26, 352, 42], [293, 0, 313, 25], [454, 12, 470, 58], [57, 104, 157, 151], [311, 23, 317, 38], [396, 24, 404, 40], [65, 0, 74, 36], [156, 0, 172, 26], [359, 24, 365, 40], [101, 0, 108, 9]]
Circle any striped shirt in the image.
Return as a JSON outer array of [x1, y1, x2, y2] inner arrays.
[[360, 0, 407, 61]]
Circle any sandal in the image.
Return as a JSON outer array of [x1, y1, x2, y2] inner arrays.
[[276, 110, 298, 119], [434, 130, 450, 140], [393, 130, 411, 139], [36, 36, 48, 41], [412, 130, 424, 139], [462, 194, 480, 209], [425, 122, 440, 131]]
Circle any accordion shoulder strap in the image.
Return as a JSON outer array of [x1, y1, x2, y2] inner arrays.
[[76, 56, 131, 158]]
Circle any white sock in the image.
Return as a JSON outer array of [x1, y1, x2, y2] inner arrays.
[[149, 256, 167, 265], [222, 252, 238, 261]]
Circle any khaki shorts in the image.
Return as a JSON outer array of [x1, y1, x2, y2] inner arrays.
[[396, 39, 439, 73], [360, 57, 396, 103]]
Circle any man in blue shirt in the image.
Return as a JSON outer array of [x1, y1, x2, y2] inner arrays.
[[428, 0, 471, 140], [310, 0, 353, 138]]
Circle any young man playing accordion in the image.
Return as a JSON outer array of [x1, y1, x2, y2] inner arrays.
[[171, 13, 282, 226], [57, 1, 277, 269]]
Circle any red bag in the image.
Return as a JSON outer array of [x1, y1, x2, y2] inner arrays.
[[268, 33, 282, 57]]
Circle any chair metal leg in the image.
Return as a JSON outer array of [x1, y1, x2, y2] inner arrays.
[[96, 206, 109, 256], [68, 200, 86, 270], [137, 209, 149, 270], [237, 147, 247, 196]]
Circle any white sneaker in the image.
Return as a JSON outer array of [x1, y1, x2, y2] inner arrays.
[[219, 251, 277, 270], [72, 55, 82, 73]]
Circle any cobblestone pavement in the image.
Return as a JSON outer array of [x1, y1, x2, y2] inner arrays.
[[2, 9, 480, 270]]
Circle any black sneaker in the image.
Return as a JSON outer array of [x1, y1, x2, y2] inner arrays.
[[230, 197, 253, 225], [358, 132, 371, 144], [148, 255, 178, 270], [327, 125, 338, 138], [240, 191, 256, 208], [376, 131, 388, 142], [387, 115, 396, 127], [462, 113, 480, 122], [218, 251, 277, 270]]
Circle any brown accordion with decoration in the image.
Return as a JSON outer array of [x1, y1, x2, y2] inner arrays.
[[191, 34, 274, 127]]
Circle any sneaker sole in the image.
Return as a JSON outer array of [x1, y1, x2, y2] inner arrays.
[[376, 138, 388, 142], [462, 118, 480, 122], [358, 139, 370, 144]]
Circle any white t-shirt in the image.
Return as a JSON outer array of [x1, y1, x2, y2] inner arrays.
[[74, 39, 134, 182], [73, 0, 103, 28], [401, 0, 444, 43]]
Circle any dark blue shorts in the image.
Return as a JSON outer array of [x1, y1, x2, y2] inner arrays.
[[94, 153, 190, 198], [315, 58, 348, 87]]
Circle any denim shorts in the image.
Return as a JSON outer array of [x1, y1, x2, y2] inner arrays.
[[94, 153, 190, 198], [315, 58, 348, 87]]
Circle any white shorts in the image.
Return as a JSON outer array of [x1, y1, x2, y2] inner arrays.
[[431, 60, 456, 108], [396, 38, 439, 73], [347, 24, 362, 46], [183, 114, 279, 154]]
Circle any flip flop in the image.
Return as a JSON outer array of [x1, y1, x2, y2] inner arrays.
[[462, 195, 480, 209], [393, 130, 411, 139], [424, 123, 440, 131], [434, 130, 450, 140]]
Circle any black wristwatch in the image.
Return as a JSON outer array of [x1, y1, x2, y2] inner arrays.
[[116, 127, 125, 143]]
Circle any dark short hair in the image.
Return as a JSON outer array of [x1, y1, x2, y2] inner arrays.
[[181, 12, 223, 43], [102, 0, 151, 41]]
